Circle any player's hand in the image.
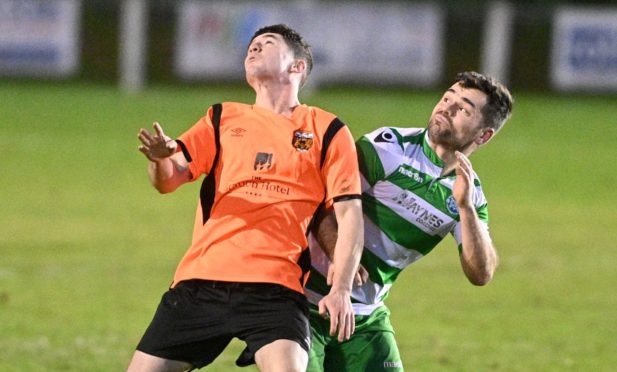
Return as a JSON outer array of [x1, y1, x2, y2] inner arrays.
[[138, 122, 177, 162], [453, 151, 474, 209], [354, 264, 369, 286], [318, 288, 355, 342]]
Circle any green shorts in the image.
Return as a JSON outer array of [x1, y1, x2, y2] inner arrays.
[[307, 304, 404, 372]]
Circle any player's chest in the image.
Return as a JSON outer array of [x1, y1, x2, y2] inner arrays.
[[218, 121, 321, 179]]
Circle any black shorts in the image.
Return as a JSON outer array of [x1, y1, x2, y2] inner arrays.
[[136, 279, 310, 368]]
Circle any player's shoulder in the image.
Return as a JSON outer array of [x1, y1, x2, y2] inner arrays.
[[218, 102, 252, 114], [299, 105, 349, 140], [304, 104, 337, 119], [361, 126, 424, 148], [196, 102, 255, 125]]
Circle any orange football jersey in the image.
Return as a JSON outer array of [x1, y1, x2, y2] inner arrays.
[[172, 102, 360, 293]]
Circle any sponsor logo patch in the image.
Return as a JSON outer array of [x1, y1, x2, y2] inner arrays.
[[227, 176, 290, 196], [384, 361, 403, 368], [398, 166, 423, 183], [254, 152, 273, 172], [393, 190, 444, 231]]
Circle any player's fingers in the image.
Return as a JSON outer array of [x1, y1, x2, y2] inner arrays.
[[138, 145, 154, 161], [153, 122, 165, 138], [455, 157, 471, 180], [318, 300, 329, 319], [138, 129, 154, 144], [326, 264, 334, 286], [459, 158, 472, 174], [456, 151, 473, 171], [350, 311, 356, 336], [340, 310, 354, 341], [329, 310, 339, 336], [360, 266, 369, 284], [355, 265, 369, 285], [138, 132, 152, 146], [343, 312, 353, 340], [456, 162, 471, 178], [354, 272, 362, 286], [336, 313, 346, 341]]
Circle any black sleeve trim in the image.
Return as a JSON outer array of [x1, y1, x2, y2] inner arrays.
[[333, 194, 362, 203], [320, 118, 345, 168], [199, 103, 223, 225], [297, 247, 311, 286], [175, 139, 192, 163]]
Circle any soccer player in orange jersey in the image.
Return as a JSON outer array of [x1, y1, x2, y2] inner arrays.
[[127, 24, 364, 372]]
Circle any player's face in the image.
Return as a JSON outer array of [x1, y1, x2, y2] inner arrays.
[[427, 82, 489, 151], [245, 33, 296, 85]]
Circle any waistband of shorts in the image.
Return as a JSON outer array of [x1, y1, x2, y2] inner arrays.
[[175, 279, 294, 293]]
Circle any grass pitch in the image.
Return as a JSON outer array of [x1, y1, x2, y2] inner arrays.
[[1, 82, 616, 371]]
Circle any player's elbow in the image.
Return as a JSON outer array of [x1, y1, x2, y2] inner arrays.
[[466, 259, 497, 286], [462, 246, 498, 286], [467, 269, 494, 286], [153, 183, 177, 194]]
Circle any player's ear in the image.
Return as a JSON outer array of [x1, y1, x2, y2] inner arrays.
[[290, 59, 306, 73], [476, 127, 495, 145]]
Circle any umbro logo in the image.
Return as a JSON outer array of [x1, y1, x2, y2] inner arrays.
[[231, 127, 247, 137]]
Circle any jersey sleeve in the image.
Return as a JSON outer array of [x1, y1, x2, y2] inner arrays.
[[356, 127, 406, 186], [320, 123, 361, 206], [176, 106, 218, 182]]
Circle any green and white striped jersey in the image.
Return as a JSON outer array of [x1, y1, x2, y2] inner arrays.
[[306, 127, 490, 315]]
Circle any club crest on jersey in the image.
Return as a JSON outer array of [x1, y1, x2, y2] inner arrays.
[[254, 152, 273, 172], [446, 195, 459, 215], [292, 130, 314, 152]]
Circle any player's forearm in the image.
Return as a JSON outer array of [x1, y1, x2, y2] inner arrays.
[[147, 156, 189, 193], [458, 205, 498, 286], [330, 200, 364, 292], [312, 208, 338, 260]]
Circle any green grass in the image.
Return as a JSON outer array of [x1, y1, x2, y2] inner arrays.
[[1, 82, 616, 371]]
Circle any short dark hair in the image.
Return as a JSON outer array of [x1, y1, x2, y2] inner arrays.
[[250, 24, 313, 84], [455, 71, 513, 132]]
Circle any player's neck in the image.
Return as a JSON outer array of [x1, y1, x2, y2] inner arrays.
[[437, 148, 458, 176], [253, 81, 300, 118], [433, 144, 475, 177]]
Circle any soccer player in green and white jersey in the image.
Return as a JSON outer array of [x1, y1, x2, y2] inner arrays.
[[306, 71, 514, 371]]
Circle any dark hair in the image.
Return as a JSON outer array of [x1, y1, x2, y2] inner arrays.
[[250, 24, 313, 84], [455, 71, 513, 131]]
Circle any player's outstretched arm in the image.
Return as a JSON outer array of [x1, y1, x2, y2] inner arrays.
[[137, 122, 191, 193], [453, 151, 498, 285], [317, 198, 363, 342]]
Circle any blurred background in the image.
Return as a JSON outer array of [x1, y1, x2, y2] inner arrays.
[[2, 0, 617, 93], [1, 0, 616, 371]]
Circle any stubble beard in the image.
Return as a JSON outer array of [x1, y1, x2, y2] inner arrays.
[[427, 117, 474, 152], [428, 116, 455, 148]]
